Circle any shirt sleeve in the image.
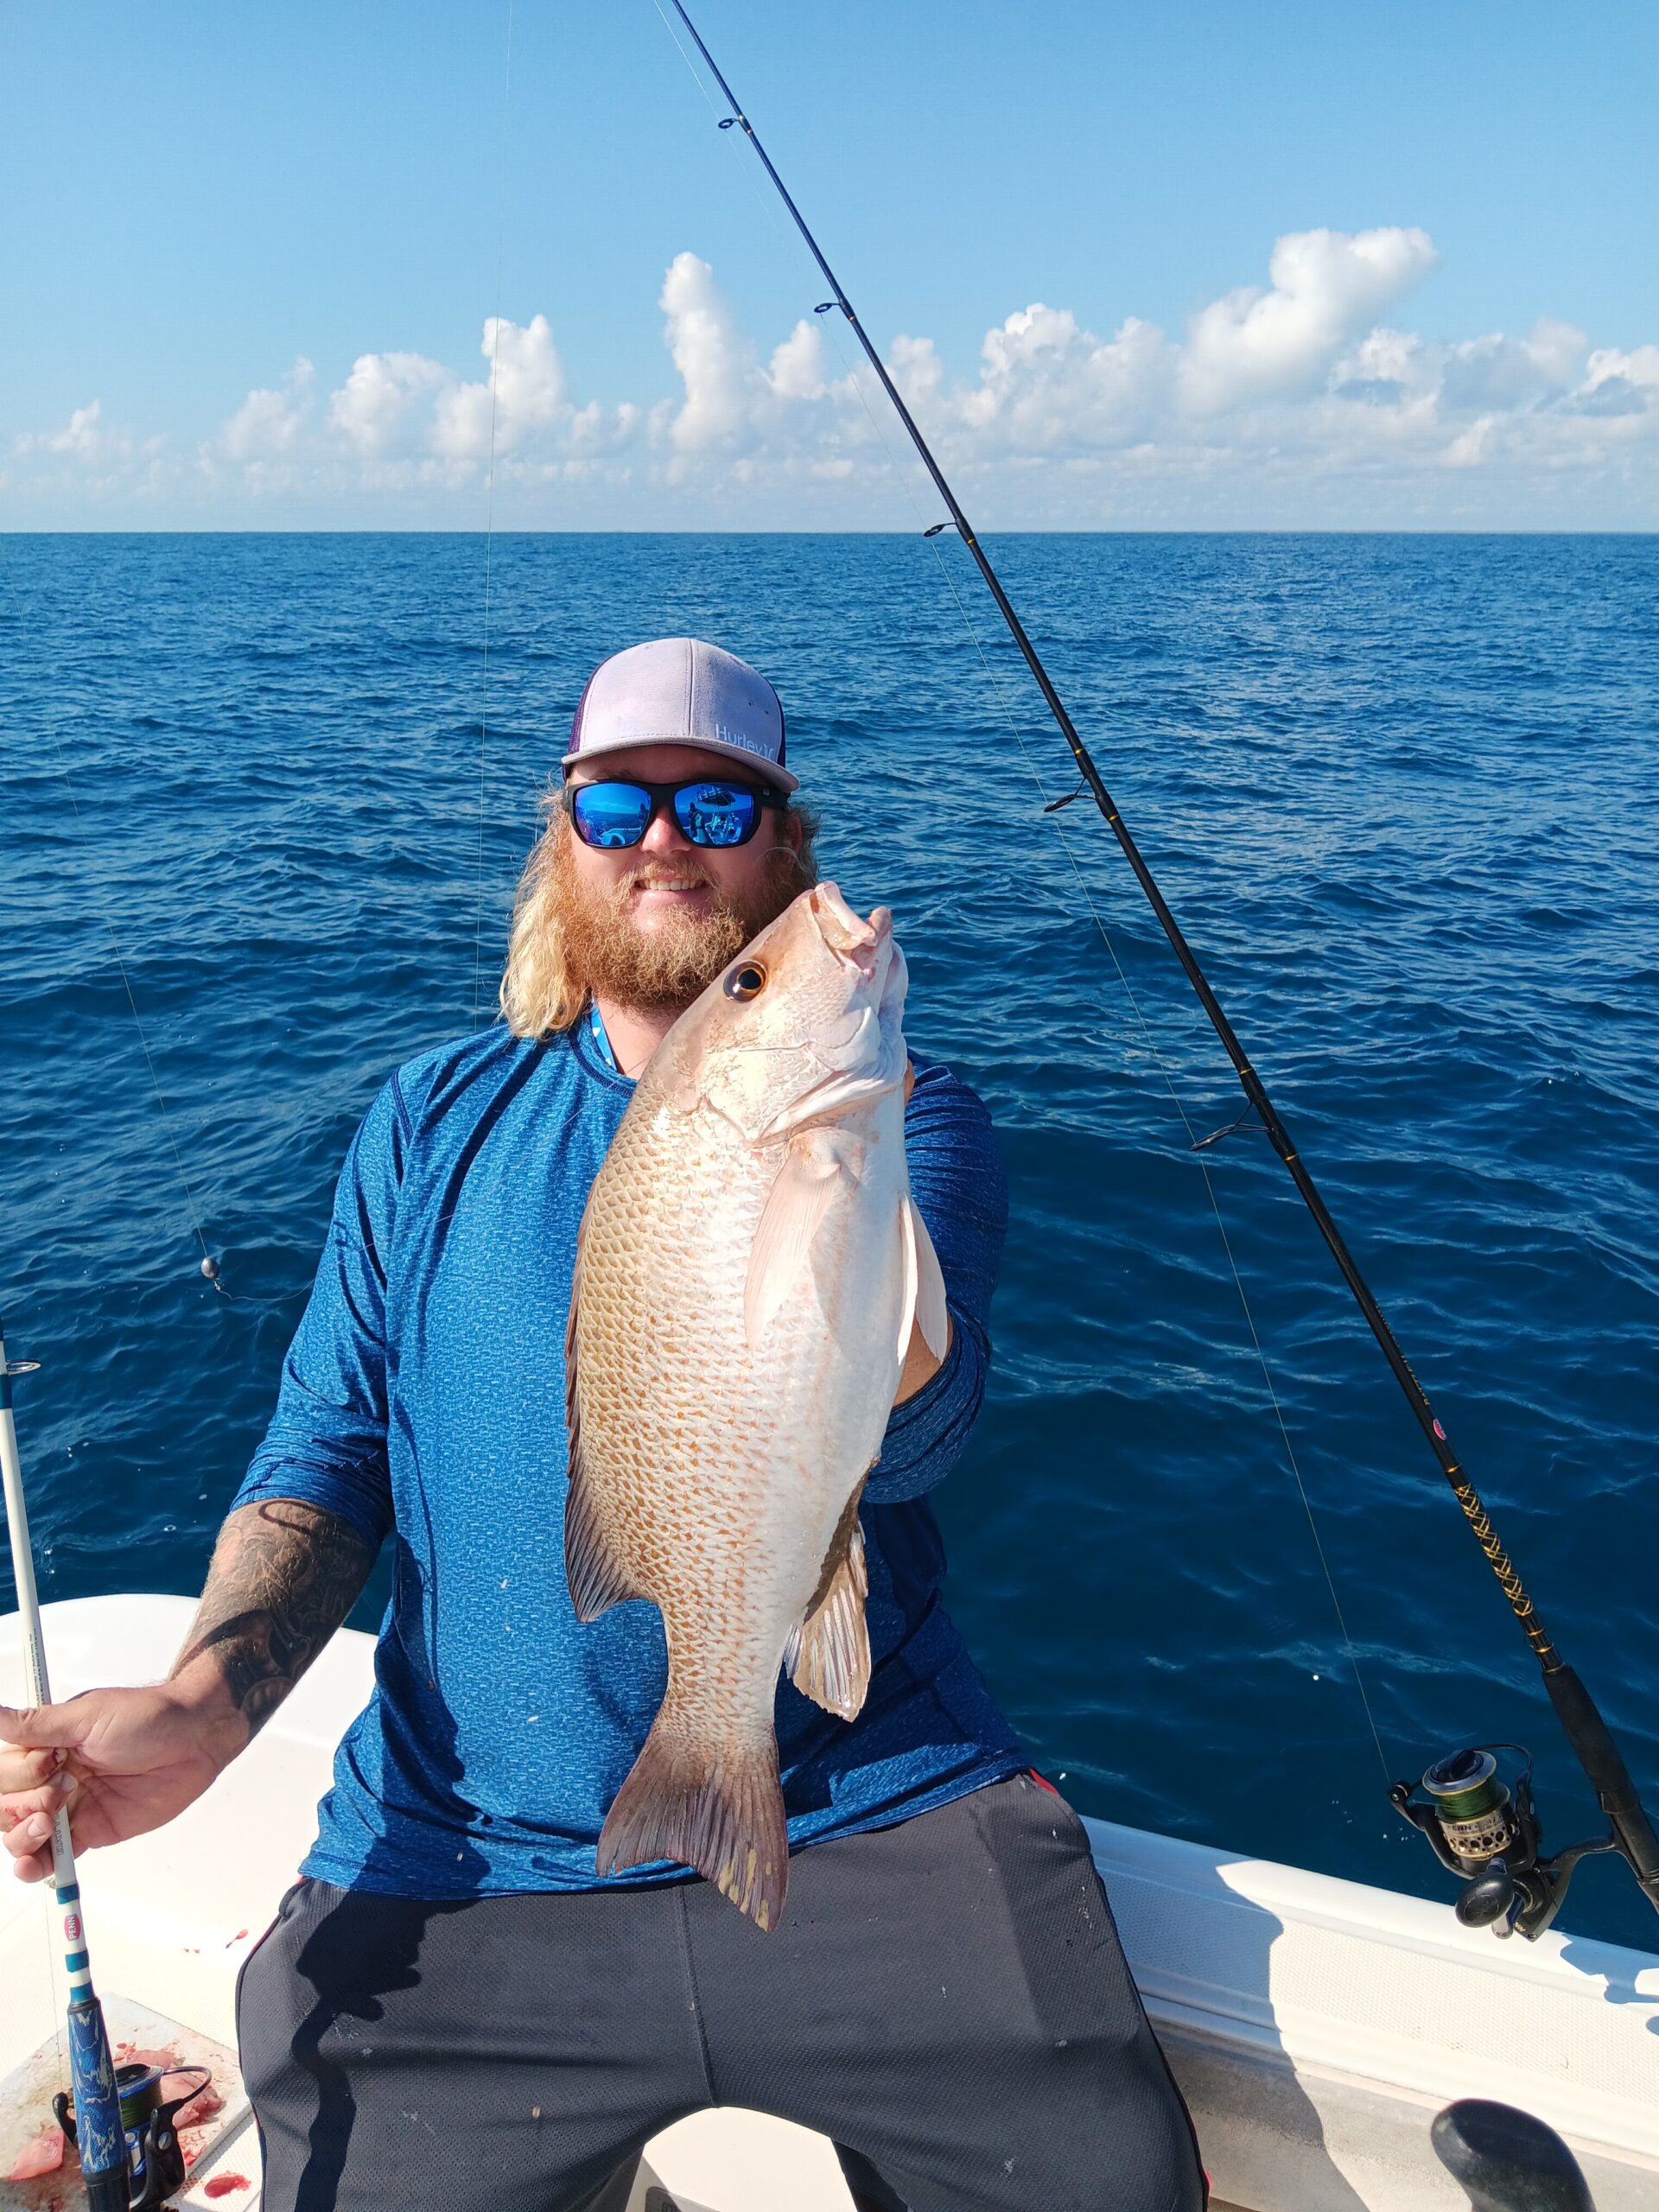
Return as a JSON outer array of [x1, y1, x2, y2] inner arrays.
[[862, 1057, 1009, 1507], [231, 1074, 408, 1551]]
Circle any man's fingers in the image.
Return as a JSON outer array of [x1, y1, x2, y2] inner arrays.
[[0, 1746, 65, 1793], [2, 1775, 75, 1827], [3, 1806, 58, 1862], [0, 1702, 86, 1753], [8, 1840, 53, 1884]]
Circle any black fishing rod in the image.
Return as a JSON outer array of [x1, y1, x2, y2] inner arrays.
[[666, 0, 1659, 1940]]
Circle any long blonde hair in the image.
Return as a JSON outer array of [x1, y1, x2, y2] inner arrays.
[[499, 791, 819, 1039]]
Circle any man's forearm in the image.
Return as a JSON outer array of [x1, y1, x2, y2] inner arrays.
[[169, 1498, 377, 1738]]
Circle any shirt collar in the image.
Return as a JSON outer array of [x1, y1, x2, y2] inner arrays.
[[586, 998, 620, 1071]]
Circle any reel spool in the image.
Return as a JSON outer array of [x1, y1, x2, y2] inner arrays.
[[1390, 1744, 1616, 1941]]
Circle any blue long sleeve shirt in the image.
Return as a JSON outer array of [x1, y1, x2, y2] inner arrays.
[[233, 1014, 1023, 1897]]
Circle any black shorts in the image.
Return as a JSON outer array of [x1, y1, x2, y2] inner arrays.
[[238, 1773, 1205, 2212]]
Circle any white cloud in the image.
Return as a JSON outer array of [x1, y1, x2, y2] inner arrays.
[[330, 349, 449, 457], [11, 226, 1659, 524], [16, 399, 109, 459], [953, 306, 1169, 449], [430, 314, 566, 461], [1182, 226, 1439, 408], [218, 358, 315, 461], [1577, 342, 1659, 419], [767, 317, 829, 402], [659, 251, 753, 460]]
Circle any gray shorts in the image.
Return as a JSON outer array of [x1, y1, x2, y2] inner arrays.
[[238, 1774, 1204, 2212]]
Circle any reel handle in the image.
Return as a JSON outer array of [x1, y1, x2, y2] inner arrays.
[[1432, 2099, 1593, 2212]]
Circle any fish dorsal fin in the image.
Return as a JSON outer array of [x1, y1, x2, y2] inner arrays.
[[782, 1484, 871, 1722], [897, 1193, 950, 1362], [563, 1205, 639, 1622], [744, 1131, 850, 1347]]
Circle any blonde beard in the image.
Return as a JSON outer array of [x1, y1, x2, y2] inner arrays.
[[541, 819, 816, 1016]]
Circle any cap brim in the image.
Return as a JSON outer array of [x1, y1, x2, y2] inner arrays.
[[561, 730, 798, 795]]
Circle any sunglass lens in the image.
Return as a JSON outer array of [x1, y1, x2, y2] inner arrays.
[[675, 782, 757, 847], [571, 783, 653, 848]]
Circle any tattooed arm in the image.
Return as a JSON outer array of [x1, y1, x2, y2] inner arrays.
[[170, 1498, 377, 1735], [0, 1498, 377, 1885]]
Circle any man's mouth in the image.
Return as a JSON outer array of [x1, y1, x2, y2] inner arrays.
[[628, 874, 715, 899]]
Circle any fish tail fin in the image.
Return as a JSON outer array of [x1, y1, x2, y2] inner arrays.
[[598, 1713, 789, 1933]]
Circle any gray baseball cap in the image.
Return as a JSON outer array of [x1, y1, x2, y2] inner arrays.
[[562, 636, 798, 794]]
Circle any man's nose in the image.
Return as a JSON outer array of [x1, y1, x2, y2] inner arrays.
[[640, 805, 693, 855]]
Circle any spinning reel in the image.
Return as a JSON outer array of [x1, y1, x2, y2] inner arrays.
[[55, 2063, 211, 2211], [1390, 1745, 1617, 1941]]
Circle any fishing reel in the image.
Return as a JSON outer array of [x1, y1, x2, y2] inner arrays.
[[1390, 1745, 1615, 1941], [55, 2062, 210, 2210]]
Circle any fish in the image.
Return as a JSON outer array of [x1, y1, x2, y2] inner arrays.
[[563, 880, 949, 1930]]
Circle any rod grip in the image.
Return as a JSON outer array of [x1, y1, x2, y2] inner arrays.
[[66, 1997, 130, 2208], [81, 2168, 131, 2212], [1545, 1665, 1659, 1889]]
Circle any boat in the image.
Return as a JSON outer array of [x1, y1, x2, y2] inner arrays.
[[4, 1595, 1656, 2211]]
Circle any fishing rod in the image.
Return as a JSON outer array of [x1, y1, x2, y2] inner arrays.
[[0, 1320, 129, 2206], [1, 1321, 208, 2209], [665, 0, 1659, 1941]]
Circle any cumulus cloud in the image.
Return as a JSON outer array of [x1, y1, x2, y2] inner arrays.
[[950, 306, 1170, 450], [12, 225, 1659, 523], [1182, 226, 1439, 408], [11, 398, 164, 501], [659, 251, 753, 461], [431, 313, 567, 461], [330, 349, 449, 457], [16, 399, 110, 460], [1576, 342, 1659, 419], [218, 358, 315, 461]]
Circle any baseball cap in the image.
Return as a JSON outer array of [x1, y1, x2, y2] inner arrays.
[[563, 637, 798, 795]]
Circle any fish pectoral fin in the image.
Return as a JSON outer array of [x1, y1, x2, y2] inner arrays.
[[898, 1193, 950, 1363], [744, 1135, 849, 1346], [599, 1716, 790, 1934], [783, 1491, 871, 1722]]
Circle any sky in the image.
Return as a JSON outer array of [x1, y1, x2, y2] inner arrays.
[[3, 1, 1657, 530]]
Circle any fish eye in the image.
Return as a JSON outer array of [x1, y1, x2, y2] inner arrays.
[[724, 962, 767, 1001]]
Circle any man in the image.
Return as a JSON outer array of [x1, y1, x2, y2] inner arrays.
[[2, 639, 1203, 2212]]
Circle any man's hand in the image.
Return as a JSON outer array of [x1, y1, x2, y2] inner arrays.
[[0, 1673, 246, 1884], [1, 1496, 376, 1883]]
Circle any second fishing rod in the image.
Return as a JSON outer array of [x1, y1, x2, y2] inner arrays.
[[664, 0, 1659, 1932]]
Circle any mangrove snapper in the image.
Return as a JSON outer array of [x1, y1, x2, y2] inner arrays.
[[564, 882, 948, 1929]]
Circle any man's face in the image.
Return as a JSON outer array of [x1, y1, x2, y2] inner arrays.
[[554, 741, 810, 1014], [568, 743, 798, 935]]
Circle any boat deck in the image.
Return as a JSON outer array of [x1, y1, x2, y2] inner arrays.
[[5, 1598, 1657, 2211]]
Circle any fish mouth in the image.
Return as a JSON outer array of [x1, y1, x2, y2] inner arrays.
[[743, 885, 906, 1143], [808, 883, 892, 985]]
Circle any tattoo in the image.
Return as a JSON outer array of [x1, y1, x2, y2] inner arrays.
[[172, 1499, 376, 1735]]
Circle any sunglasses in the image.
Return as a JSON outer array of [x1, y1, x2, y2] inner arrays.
[[564, 775, 786, 851]]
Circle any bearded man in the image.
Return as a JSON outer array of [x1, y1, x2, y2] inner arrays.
[[0, 639, 1203, 2212]]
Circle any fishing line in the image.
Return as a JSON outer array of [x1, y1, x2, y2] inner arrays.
[[470, 0, 517, 1026], [916, 537, 1393, 1782], [652, 3, 1392, 1777]]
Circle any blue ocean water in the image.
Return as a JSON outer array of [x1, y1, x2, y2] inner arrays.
[[3, 531, 1656, 1949]]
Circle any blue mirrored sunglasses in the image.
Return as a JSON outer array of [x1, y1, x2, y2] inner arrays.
[[564, 776, 785, 850]]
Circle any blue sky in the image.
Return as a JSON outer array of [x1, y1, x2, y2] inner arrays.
[[4, 2, 1656, 527]]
